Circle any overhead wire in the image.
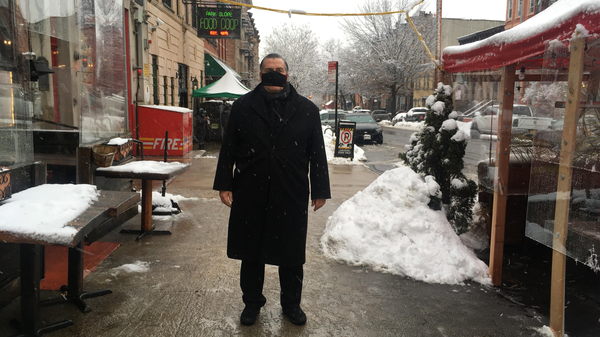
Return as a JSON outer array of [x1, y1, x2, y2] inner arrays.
[[214, 0, 444, 71]]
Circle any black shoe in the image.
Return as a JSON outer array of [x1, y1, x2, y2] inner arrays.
[[240, 306, 260, 326], [283, 306, 307, 325]]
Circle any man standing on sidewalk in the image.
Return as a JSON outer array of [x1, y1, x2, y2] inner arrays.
[[213, 53, 330, 326]]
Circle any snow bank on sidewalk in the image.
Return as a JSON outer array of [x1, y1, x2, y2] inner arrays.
[[321, 166, 491, 285]]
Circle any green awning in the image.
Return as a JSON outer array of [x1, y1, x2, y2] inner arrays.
[[192, 70, 250, 99], [204, 53, 242, 81]]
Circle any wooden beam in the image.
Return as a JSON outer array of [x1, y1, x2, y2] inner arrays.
[[549, 36, 585, 337], [489, 65, 516, 286]]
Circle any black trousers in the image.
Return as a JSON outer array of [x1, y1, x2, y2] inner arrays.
[[240, 260, 303, 310]]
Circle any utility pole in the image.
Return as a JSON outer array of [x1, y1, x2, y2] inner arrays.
[[435, 0, 443, 85]]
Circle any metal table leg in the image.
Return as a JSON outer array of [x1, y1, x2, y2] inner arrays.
[[120, 178, 171, 241], [41, 241, 112, 313], [11, 244, 73, 337]]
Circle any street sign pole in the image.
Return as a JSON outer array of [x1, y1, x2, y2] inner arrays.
[[334, 61, 339, 153]]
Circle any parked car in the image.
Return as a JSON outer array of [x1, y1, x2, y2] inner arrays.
[[353, 107, 371, 114], [320, 111, 346, 127], [392, 111, 407, 125], [405, 107, 428, 122], [342, 113, 383, 144], [470, 104, 553, 138], [371, 110, 391, 122]]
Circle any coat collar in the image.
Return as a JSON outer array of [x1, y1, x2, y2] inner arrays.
[[250, 84, 300, 127]]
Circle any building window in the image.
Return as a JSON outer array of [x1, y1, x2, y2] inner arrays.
[[152, 55, 159, 105], [529, 0, 535, 14], [163, 0, 172, 9], [171, 78, 175, 106], [518, 0, 523, 17], [508, 0, 513, 19], [192, 0, 197, 29], [163, 76, 167, 105]]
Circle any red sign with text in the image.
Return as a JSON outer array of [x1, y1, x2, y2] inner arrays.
[[328, 61, 337, 83], [138, 105, 193, 156]]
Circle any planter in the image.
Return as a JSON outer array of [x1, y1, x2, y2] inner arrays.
[[0, 167, 10, 201], [92, 145, 116, 168]]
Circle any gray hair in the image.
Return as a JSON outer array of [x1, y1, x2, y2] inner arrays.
[[259, 53, 289, 73]]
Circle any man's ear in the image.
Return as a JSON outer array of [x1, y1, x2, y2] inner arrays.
[[286, 73, 289, 81]]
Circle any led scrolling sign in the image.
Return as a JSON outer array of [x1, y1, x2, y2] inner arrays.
[[197, 7, 241, 39]]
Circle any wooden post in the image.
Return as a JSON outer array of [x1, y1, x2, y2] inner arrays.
[[549, 36, 585, 337], [489, 65, 516, 286], [141, 179, 153, 232]]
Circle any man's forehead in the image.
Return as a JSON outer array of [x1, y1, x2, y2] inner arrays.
[[262, 58, 286, 69]]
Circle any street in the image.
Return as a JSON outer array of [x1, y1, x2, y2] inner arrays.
[[362, 125, 497, 181]]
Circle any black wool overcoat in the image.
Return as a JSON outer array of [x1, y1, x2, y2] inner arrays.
[[213, 84, 331, 266]]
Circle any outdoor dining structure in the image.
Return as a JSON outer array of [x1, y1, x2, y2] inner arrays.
[[441, 1, 600, 336]]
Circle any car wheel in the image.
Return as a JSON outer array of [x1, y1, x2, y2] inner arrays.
[[377, 139, 383, 144]]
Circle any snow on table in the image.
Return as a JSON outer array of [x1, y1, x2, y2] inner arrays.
[[0, 184, 99, 245], [96, 161, 189, 177]]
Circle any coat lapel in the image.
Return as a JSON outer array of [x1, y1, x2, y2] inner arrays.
[[273, 87, 299, 138], [250, 89, 269, 123]]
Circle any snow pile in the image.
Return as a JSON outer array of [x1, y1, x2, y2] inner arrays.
[[321, 166, 491, 285], [532, 326, 568, 337], [110, 261, 150, 277], [321, 126, 367, 164], [0, 184, 99, 245], [150, 191, 199, 214], [106, 137, 131, 146], [392, 121, 425, 131]]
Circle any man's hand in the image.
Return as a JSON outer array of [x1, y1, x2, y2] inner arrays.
[[219, 191, 233, 207], [311, 199, 326, 212]]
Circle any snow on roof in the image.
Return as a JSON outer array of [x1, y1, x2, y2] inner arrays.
[[96, 161, 188, 174], [445, 0, 600, 56], [141, 105, 192, 114], [442, 0, 600, 72], [0, 184, 99, 245]]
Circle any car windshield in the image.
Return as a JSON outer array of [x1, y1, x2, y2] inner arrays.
[[345, 115, 376, 123], [513, 106, 530, 116]]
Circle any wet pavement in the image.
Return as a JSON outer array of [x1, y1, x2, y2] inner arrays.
[[0, 143, 592, 336]]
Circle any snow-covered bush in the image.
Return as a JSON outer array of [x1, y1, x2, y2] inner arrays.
[[399, 83, 477, 234]]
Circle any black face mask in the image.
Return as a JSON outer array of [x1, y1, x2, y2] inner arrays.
[[261, 71, 287, 87]]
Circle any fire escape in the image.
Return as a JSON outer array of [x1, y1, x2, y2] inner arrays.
[[240, 11, 257, 87]]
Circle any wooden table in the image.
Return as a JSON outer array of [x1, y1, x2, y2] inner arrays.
[[0, 188, 139, 337], [95, 161, 189, 241]]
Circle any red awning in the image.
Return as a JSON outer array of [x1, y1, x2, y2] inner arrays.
[[442, 1, 600, 73]]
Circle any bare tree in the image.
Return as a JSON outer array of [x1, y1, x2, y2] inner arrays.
[[340, 0, 436, 112], [262, 23, 325, 97]]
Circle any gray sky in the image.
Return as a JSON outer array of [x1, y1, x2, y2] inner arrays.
[[250, 0, 508, 43]]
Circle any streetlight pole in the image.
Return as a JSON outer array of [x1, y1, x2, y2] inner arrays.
[[436, 0, 443, 85]]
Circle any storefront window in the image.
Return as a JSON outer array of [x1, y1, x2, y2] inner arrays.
[[525, 40, 600, 269], [78, 0, 126, 145], [1, 0, 128, 168]]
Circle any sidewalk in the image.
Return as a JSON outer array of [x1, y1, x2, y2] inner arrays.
[[0, 145, 550, 336]]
